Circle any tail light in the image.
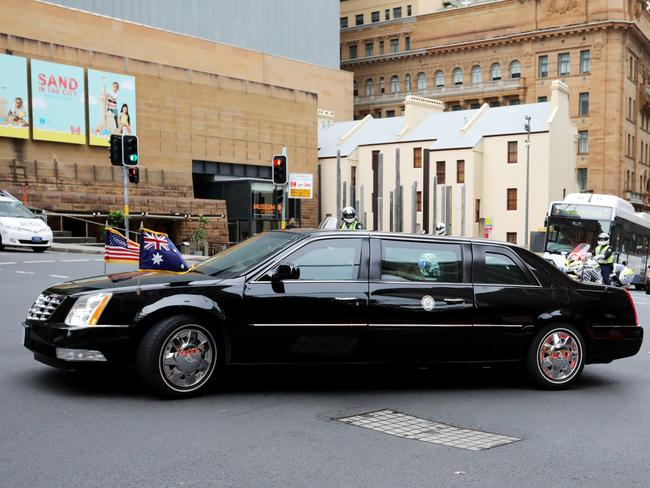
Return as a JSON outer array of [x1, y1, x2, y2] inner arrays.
[[624, 289, 638, 326]]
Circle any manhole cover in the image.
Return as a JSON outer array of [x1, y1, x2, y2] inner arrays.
[[336, 409, 521, 451]]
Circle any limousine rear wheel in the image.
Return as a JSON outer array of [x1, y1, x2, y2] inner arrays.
[[136, 315, 219, 398], [526, 324, 585, 389]]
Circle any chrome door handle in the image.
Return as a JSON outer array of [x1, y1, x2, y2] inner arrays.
[[443, 298, 465, 304], [335, 297, 359, 301]]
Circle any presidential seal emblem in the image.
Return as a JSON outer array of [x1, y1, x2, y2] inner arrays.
[[421, 295, 435, 311]]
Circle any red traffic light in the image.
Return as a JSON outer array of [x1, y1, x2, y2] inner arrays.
[[272, 154, 287, 185]]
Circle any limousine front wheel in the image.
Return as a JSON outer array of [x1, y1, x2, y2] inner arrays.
[[527, 324, 585, 389], [136, 315, 219, 398]]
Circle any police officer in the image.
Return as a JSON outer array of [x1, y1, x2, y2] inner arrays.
[[435, 223, 447, 236], [595, 232, 614, 285], [340, 207, 363, 230]]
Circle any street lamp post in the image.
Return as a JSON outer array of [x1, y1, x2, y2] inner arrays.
[[524, 115, 531, 248]]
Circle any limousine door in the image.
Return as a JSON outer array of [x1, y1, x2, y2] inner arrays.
[[368, 238, 475, 362], [239, 236, 370, 363]]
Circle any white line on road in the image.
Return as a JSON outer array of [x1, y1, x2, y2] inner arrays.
[[61, 259, 90, 262], [0, 262, 17, 265], [15, 270, 35, 275], [93, 259, 104, 262], [23, 260, 55, 264], [49, 274, 70, 279]]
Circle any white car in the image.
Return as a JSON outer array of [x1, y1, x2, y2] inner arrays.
[[0, 194, 53, 252]]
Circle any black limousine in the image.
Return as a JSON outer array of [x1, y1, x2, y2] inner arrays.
[[24, 230, 643, 397]]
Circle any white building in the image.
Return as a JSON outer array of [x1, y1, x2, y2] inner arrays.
[[318, 80, 578, 245]]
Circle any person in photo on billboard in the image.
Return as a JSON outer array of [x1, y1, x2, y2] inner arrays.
[[118, 103, 131, 134], [106, 81, 119, 127], [8, 97, 28, 127]]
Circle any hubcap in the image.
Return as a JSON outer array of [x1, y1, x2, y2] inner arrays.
[[537, 330, 581, 382], [160, 326, 214, 390]]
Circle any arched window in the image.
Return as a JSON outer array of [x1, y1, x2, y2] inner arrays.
[[490, 63, 502, 81], [416, 72, 426, 90], [435, 70, 445, 87], [390, 75, 400, 94], [471, 65, 482, 84], [365, 78, 375, 96], [379, 77, 385, 94], [452, 67, 463, 86], [509, 60, 521, 79], [405, 73, 412, 93], [353, 80, 358, 97]]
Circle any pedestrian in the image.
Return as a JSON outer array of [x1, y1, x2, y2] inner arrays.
[[285, 218, 298, 229], [595, 232, 614, 285]]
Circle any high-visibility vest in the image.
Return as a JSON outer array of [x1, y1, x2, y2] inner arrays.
[[340, 220, 359, 230], [595, 244, 614, 264]]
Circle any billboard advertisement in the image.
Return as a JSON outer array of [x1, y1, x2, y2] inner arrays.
[[88, 69, 137, 146], [31, 59, 86, 144], [0, 54, 29, 140], [288, 173, 313, 199]]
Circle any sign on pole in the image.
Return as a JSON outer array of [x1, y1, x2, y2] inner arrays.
[[288, 173, 313, 199]]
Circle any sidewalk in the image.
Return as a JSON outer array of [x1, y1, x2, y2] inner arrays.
[[50, 242, 210, 262]]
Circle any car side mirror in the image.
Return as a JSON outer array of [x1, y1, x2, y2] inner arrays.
[[272, 263, 300, 282]]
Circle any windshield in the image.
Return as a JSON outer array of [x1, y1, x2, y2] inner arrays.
[[0, 201, 35, 219], [545, 218, 610, 254], [195, 231, 304, 278]]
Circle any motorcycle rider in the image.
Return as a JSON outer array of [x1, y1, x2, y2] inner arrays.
[[435, 223, 447, 236], [595, 233, 614, 285], [340, 206, 363, 230]]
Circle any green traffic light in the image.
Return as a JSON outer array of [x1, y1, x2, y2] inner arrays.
[[130, 154, 138, 162]]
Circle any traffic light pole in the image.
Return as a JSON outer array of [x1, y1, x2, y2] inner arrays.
[[122, 165, 129, 238]]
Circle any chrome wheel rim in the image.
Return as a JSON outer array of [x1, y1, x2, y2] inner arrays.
[[537, 329, 581, 383], [159, 326, 215, 391]]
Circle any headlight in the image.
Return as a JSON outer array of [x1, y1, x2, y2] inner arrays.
[[65, 293, 112, 327]]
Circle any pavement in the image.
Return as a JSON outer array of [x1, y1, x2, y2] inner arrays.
[[1, 247, 649, 487]]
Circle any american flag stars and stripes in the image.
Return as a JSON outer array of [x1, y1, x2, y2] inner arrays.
[[104, 228, 140, 263]]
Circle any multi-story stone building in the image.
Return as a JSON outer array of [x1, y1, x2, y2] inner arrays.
[[340, 0, 650, 208]]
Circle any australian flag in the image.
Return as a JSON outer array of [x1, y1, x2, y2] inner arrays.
[[139, 228, 190, 273]]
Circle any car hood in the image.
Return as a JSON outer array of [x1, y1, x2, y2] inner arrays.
[[0, 217, 50, 229], [48, 270, 218, 295]]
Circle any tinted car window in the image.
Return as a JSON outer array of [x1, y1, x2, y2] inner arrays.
[[381, 240, 463, 283], [483, 252, 533, 286], [285, 238, 363, 280], [513, 247, 572, 286]]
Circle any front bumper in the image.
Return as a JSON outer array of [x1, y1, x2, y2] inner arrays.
[[23, 320, 135, 369], [1, 227, 52, 247], [586, 326, 644, 364]]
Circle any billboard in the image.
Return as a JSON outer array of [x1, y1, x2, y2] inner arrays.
[[0, 54, 29, 140], [31, 59, 86, 144], [88, 69, 137, 146], [288, 173, 313, 199]]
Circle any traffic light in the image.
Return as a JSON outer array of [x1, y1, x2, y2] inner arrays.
[[109, 134, 123, 166], [127, 167, 139, 184], [272, 154, 287, 185], [122, 135, 139, 167]]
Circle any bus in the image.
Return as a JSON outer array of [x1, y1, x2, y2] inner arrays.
[[544, 193, 650, 287]]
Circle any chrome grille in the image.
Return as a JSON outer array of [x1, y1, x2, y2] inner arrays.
[[27, 293, 64, 321]]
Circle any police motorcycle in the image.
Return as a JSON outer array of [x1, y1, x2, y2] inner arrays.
[[610, 262, 635, 288], [565, 243, 602, 284]]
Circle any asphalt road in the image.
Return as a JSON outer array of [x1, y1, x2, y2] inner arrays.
[[1, 248, 649, 488]]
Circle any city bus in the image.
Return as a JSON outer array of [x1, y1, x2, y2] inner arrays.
[[544, 193, 650, 287]]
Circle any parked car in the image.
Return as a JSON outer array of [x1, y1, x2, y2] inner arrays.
[[23, 230, 643, 397], [0, 191, 52, 252]]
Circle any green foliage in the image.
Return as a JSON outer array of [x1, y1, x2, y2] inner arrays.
[[192, 215, 209, 243], [107, 210, 124, 228]]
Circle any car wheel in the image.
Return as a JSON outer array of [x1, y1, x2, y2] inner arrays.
[[136, 314, 219, 398], [526, 324, 585, 390], [32, 247, 48, 253], [0, 235, 4, 250]]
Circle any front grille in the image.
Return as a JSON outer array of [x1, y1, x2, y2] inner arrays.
[[19, 240, 49, 245], [27, 293, 64, 321]]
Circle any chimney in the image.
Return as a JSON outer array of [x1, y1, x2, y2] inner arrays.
[[550, 80, 570, 115], [403, 95, 445, 130], [317, 109, 335, 128]]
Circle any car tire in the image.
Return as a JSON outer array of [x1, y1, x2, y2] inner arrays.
[[32, 247, 48, 253], [526, 324, 585, 390], [0, 235, 4, 250], [645, 284, 650, 295], [136, 314, 220, 398]]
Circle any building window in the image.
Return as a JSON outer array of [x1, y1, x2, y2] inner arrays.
[[413, 147, 422, 168], [506, 232, 517, 244], [355, 14, 364, 26], [393, 7, 402, 18], [348, 44, 357, 59], [577, 168, 588, 192], [538, 55, 548, 78], [471, 65, 482, 84], [475, 199, 481, 223], [390, 38, 399, 53], [579, 92, 589, 116], [489, 100, 501, 107], [470, 102, 481, 109], [405, 36, 411, 50], [558, 52, 570, 76], [507, 188, 517, 211], [340, 17, 348, 28], [538, 96, 548, 102], [507, 141, 518, 164], [353, 80, 358, 97], [416, 191, 422, 211], [386, 109, 396, 118], [379, 77, 385, 94], [407, 4, 412, 15], [379, 40, 384, 54], [365, 79, 375, 96], [371, 11, 380, 22], [578, 130, 589, 154], [436, 161, 446, 184], [435, 70, 445, 87], [580, 50, 590, 73], [451, 104, 462, 111], [490, 63, 502, 81], [390, 75, 400, 94], [453, 67, 463, 86], [385, 9, 390, 20], [457, 160, 465, 183], [509, 60, 521, 79], [365, 42, 373, 57], [416, 72, 426, 90], [509, 99, 521, 105], [405, 73, 411, 93]]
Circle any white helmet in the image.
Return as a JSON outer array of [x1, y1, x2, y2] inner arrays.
[[435, 223, 446, 236], [597, 233, 609, 245], [342, 206, 357, 223]]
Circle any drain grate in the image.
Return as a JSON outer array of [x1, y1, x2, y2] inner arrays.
[[336, 409, 521, 451]]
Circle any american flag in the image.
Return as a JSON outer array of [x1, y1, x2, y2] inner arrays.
[[105, 228, 140, 263]]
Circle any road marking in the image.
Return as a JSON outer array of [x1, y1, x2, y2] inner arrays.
[[49, 274, 70, 279], [93, 259, 104, 262], [23, 260, 55, 264], [0, 262, 17, 265], [15, 270, 35, 275], [61, 259, 90, 262]]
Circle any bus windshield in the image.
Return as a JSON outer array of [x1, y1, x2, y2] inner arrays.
[[545, 217, 611, 254]]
